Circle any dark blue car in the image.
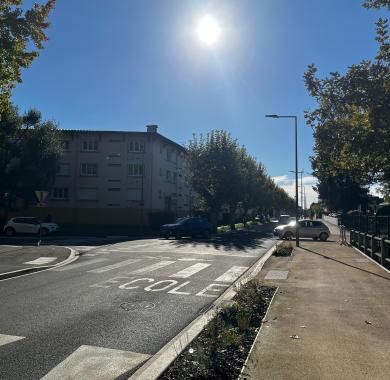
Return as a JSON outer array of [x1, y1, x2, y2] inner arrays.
[[161, 217, 213, 239]]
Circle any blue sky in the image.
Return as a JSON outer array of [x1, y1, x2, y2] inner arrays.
[[12, 0, 388, 205]]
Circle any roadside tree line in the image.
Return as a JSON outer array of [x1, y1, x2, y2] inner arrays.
[[187, 130, 295, 227], [304, 0, 390, 211]]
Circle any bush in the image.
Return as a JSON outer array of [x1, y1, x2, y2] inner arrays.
[[274, 241, 293, 256]]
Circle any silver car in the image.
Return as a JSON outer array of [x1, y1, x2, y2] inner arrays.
[[273, 219, 330, 241]]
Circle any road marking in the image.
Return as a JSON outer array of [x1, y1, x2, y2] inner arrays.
[[88, 259, 141, 273], [170, 263, 211, 278], [24, 257, 57, 265], [41, 345, 150, 380], [196, 283, 229, 298], [214, 266, 249, 283], [167, 281, 191, 295], [144, 280, 178, 292], [0, 334, 25, 347], [127, 260, 175, 275], [52, 258, 108, 271]]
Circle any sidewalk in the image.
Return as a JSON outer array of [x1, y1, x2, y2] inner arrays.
[[244, 236, 390, 380]]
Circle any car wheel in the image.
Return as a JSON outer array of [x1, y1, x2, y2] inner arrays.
[[164, 233, 170, 239], [40, 228, 49, 237], [4, 227, 15, 236], [319, 232, 329, 241], [312, 237, 318, 241], [174, 232, 182, 239], [284, 231, 293, 240]]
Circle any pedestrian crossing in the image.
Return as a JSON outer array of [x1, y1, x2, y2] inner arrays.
[[51, 255, 249, 284]]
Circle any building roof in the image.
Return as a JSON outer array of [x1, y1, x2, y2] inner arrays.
[[61, 129, 186, 152]]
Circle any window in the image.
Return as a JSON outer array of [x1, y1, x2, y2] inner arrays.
[[108, 188, 120, 191], [108, 153, 121, 158], [108, 163, 121, 167], [129, 140, 145, 152], [128, 164, 144, 176], [127, 188, 142, 201], [159, 168, 162, 176], [108, 179, 120, 182], [81, 163, 98, 176], [173, 173, 177, 184], [81, 140, 98, 152], [78, 188, 98, 200], [52, 187, 69, 200], [160, 144, 163, 154], [57, 163, 70, 176], [166, 170, 171, 182], [62, 140, 70, 151], [166, 149, 172, 161], [158, 190, 162, 199]]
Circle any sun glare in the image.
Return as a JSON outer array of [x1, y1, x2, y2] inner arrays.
[[196, 15, 221, 46]]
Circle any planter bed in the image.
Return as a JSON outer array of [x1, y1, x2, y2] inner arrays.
[[159, 281, 276, 380]]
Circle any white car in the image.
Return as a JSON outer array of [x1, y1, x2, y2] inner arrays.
[[273, 219, 330, 241], [3, 217, 59, 236]]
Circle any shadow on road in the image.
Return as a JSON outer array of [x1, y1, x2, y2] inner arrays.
[[163, 227, 275, 252]]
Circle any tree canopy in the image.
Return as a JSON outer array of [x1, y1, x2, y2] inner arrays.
[[0, 104, 63, 222], [304, 13, 390, 209], [186, 130, 295, 224], [0, 0, 56, 111]]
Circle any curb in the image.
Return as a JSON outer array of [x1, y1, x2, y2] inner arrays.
[[0, 247, 79, 282], [129, 242, 277, 380]]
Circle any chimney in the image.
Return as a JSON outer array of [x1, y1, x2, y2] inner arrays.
[[146, 125, 158, 133]]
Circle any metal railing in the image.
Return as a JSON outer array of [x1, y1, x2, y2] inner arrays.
[[341, 215, 390, 240], [350, 230, 390, 269]]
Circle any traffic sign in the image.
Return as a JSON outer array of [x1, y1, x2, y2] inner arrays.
[[35, 190, 49, 203]]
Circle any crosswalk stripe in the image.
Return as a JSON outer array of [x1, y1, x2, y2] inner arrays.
[[170, 263, 211, 278], [87, 259, 141, 273], [41, 345, 150, 380], [128, 260, 175, 275], [24, 257, 57, 265], [0, 334, 25, 347], [214, 266, 249, 283], [52, 258, 107, 271]]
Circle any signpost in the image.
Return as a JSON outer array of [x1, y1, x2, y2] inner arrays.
[[35, 190, 49, 246]]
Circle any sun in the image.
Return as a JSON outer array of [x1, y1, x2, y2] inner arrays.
[[196, 15, 221, 46]]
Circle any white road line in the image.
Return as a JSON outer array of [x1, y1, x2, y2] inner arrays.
[[0, 334, 25, 347], [88, 259, 141, 273], [24, 257, 57, 265], [97, 250, 257, 258], [128, 260, 175, 275], [52, 258, 108, 271], [41, 345, 150, 380], [170, 263, 211, 278], [214, 266, 249, 283]]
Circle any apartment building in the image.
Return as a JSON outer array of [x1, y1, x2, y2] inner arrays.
[[45, 125, 195, 226]]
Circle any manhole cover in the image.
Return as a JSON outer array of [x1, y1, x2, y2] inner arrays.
[[120, 301, 156, 311]]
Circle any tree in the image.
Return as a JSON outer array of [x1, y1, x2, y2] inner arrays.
[[304, 17, 390, 204], [0, 104, 63, 223], [363, 0, 390, 9], [0, 0, 56, 111], [187, 130, 296, 226]]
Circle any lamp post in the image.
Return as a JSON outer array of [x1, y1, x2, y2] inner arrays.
[[266, 114, 300, 247]]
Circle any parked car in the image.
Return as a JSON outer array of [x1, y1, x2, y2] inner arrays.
[[161, 217, 213, 239], [376, 203, 390, 216], [3, 217, 59, 236], [273, 219, 330, 241]]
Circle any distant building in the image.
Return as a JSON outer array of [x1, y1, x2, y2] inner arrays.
[[44, 125, 195, 226]]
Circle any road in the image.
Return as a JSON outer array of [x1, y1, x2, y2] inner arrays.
[[0, 230, 275, 380]]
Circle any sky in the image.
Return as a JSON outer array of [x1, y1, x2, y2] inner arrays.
[[12, 0, 389, 206]]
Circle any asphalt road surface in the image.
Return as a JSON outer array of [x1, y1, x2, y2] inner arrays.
[[0, 230, 275, 380]]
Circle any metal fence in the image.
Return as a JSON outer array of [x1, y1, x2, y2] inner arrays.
[[341, 215, 390, 240]]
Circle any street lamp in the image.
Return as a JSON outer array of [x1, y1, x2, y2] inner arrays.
[[265, 114, 300, 247]]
